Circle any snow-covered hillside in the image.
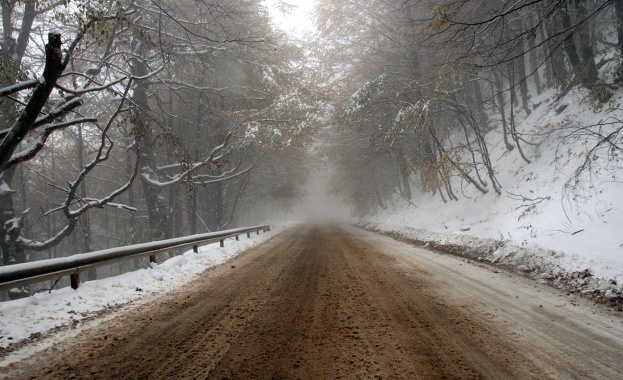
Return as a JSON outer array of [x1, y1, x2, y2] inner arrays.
[[364, 85, 623, 304]]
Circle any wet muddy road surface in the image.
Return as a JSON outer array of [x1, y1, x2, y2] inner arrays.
[[3, 225, 623, 379]]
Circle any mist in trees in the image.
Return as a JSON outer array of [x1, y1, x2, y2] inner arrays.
[[0, 0, 319, 297], [312, 0, 623, 216], [2, 0, 622, 297]]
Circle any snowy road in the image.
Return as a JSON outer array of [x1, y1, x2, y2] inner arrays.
[[3, 225, 623, 379]]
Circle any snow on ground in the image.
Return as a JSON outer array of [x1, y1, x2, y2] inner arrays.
[[363, 85, 623, 305], [0, 226, 285, 352]]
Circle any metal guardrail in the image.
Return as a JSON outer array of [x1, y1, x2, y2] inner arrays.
[[0, 225, 270, 292]]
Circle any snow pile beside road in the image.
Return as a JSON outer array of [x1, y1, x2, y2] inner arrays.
[[0, 226, 285, 351], [362, 222, 622, 308]]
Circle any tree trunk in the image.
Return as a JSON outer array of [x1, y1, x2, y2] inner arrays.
[[528, 14, 542, 95], [0, 33, 64, 173], [508, 65, 532, 164], [546, 8, 569, 87], [514, 17, 531, 115], [469, 78, 488, 129], [188, 188, 198, 234], [0, 11, 50, 278], [187, 150, 199, 235], [140, 175, 170, 241], [125, 132, 137, 234], [0, 168, 28, 299], [575, 0, 599, 88], [214, 174, 224, 231], [77, 124, 96, 281], [132, 71, 170, 241], [170, 186, 183, 237], [397, 149, 412, 201], [0, 168, 24, 266], [542, 14, 554, 88], [492, 70, 515, 151], [560, 2, 583, 78]]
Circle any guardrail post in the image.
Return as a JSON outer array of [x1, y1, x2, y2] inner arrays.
[[193, 245, 198, 253], [247, 232, 250, 238], [256, 230, 260, 235], [220, 239, 224, 248], [149, 255, 156, 264], [70, 273, 80, 290], [235, 235, 239, 241]]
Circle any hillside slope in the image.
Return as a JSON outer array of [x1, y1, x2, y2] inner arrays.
[[365, 85, 623, 304]]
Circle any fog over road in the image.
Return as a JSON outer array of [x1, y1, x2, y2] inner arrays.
[[4, 225, 623, 379]]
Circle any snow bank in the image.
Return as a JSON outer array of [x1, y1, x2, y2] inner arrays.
[[0, 226, 285, 351], [362, 221, 622, 308]]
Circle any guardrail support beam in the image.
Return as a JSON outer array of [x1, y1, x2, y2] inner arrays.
[[70, 273, 80, 290]]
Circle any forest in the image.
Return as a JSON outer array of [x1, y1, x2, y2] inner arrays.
[[318, 0, 623, 216], [1, 0, 622, 298]]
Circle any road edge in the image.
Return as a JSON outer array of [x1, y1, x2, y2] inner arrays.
[[357, 222, 623, 312]]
